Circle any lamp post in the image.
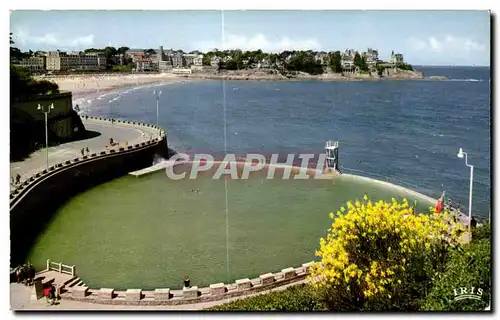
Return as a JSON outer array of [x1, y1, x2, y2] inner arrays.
[[153, 89, 162, 127], [457, 148, 474, 234], [37, 103, 55, 168]]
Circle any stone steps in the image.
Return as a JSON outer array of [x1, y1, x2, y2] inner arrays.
[[76, 280, 85, 287], [64, 277, 86, 293], [66, 277, 81, 288]]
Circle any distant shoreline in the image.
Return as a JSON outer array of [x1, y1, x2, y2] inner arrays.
[[185, 72, 449, 82], [38, 70, 449, 95]]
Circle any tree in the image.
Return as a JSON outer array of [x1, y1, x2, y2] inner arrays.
[[84, 48, 102, 53], [144, 48, 156, 57], [285, 51, 323, 75], [328, 51, 342, 73], [310, 196, 465, 311], [354, 52, 368, 72], [202, 55, 212, 66], [10, 65, 59, 102], [9, 33, 28, 62], [117, 46, 130, 55], [397, 63, 414, 71], [104, 46, 118, 59]]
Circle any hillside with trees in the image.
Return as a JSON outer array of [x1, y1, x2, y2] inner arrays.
[[10, 33, 85, 161]]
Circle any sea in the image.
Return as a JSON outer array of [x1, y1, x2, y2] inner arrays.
[[75, 66, 491, 220]]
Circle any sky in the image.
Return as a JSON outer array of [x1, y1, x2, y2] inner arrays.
[[10, 10, 490, 66]]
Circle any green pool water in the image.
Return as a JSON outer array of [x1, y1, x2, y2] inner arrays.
[[27, 167, 433, 290]]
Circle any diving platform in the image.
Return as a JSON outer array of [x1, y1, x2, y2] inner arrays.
[[129, 161, 170, 177]]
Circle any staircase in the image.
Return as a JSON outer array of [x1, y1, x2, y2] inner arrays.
[[61, 276, 87, 294]]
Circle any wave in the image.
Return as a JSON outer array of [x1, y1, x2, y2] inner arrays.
[[448, 78, 484, 82], [108, 96, 121, 103], [97, 92, 115, 100], [73, 97, 93, 108]]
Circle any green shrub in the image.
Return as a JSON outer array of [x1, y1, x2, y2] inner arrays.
[[421, 239, 491, 311], [206, 284, 327, 311], [111, 65, 133, 72], [397, 63, 414, 71], [310, 197, 464, 311], [472, 224, 491, 241]]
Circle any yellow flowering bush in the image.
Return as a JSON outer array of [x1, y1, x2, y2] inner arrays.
[[310, 195, 465, 311]]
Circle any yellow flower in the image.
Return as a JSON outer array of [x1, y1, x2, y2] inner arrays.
[[310, 195, 460, 301]]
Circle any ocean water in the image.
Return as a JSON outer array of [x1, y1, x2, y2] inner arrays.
[[79, 66, 491, 219]]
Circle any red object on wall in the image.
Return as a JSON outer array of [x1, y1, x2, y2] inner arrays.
[[435, 199, 443, 213]]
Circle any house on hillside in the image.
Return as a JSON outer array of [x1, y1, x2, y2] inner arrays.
[[210, 56, 220, 68], [315, 52, 328, 65], [171, 53, 184, 67], [362, 48, 379, 68], [389, 51, 404, 64]]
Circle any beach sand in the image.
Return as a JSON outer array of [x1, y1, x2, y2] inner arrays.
[[34, 73, 185, 95]]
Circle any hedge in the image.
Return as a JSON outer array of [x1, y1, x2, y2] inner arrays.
[[206, 284, 327, 311]]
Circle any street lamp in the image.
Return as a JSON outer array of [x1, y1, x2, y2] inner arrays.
[[457, 148, 474, 234], [153, 89, 162, 127], [37, 103, 55, 168]]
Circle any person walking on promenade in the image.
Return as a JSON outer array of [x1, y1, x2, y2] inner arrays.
[[183, 276, 191, 289], [43, 285, 55, 305], [15, 173, 21, 185], [81, 148, 85, 156], [85, 146, 89, 154]]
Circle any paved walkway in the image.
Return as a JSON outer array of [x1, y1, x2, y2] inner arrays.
[[10, 118, 160, 188], [10, 279, 307, 311]]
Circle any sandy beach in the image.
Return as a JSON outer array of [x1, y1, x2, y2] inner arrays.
[[34, 73, 185, 95]]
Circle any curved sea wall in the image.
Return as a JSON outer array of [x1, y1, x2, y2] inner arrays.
[[56, 171, 440, 306], [61, 262, 314, 305], [10, 117, 168, 266], [342, 173, 438, 204], [51, 162, 439, 306]]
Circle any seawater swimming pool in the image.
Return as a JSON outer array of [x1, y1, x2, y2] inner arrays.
[[27, 163, 434, 290]]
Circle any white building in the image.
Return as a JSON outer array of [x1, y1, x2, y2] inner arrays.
[[46, 51, 106, 71], [193, 54, 203, 66], [14, 56, 46, 72], [171, 53, 184, 67], [389, 51, 404, 64], [172, 68, 192, 74], [257, 59, 270, 69], [362, 48, 379, 67], [135, 58, 154, 72], [210, 56, 220, 68]]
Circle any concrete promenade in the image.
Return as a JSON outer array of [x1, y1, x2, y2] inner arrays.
[[10, 279, 307, 311], [10, 118, 161, 188]]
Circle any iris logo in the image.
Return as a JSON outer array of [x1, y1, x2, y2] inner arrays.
[[453, 287, 484, 301]]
